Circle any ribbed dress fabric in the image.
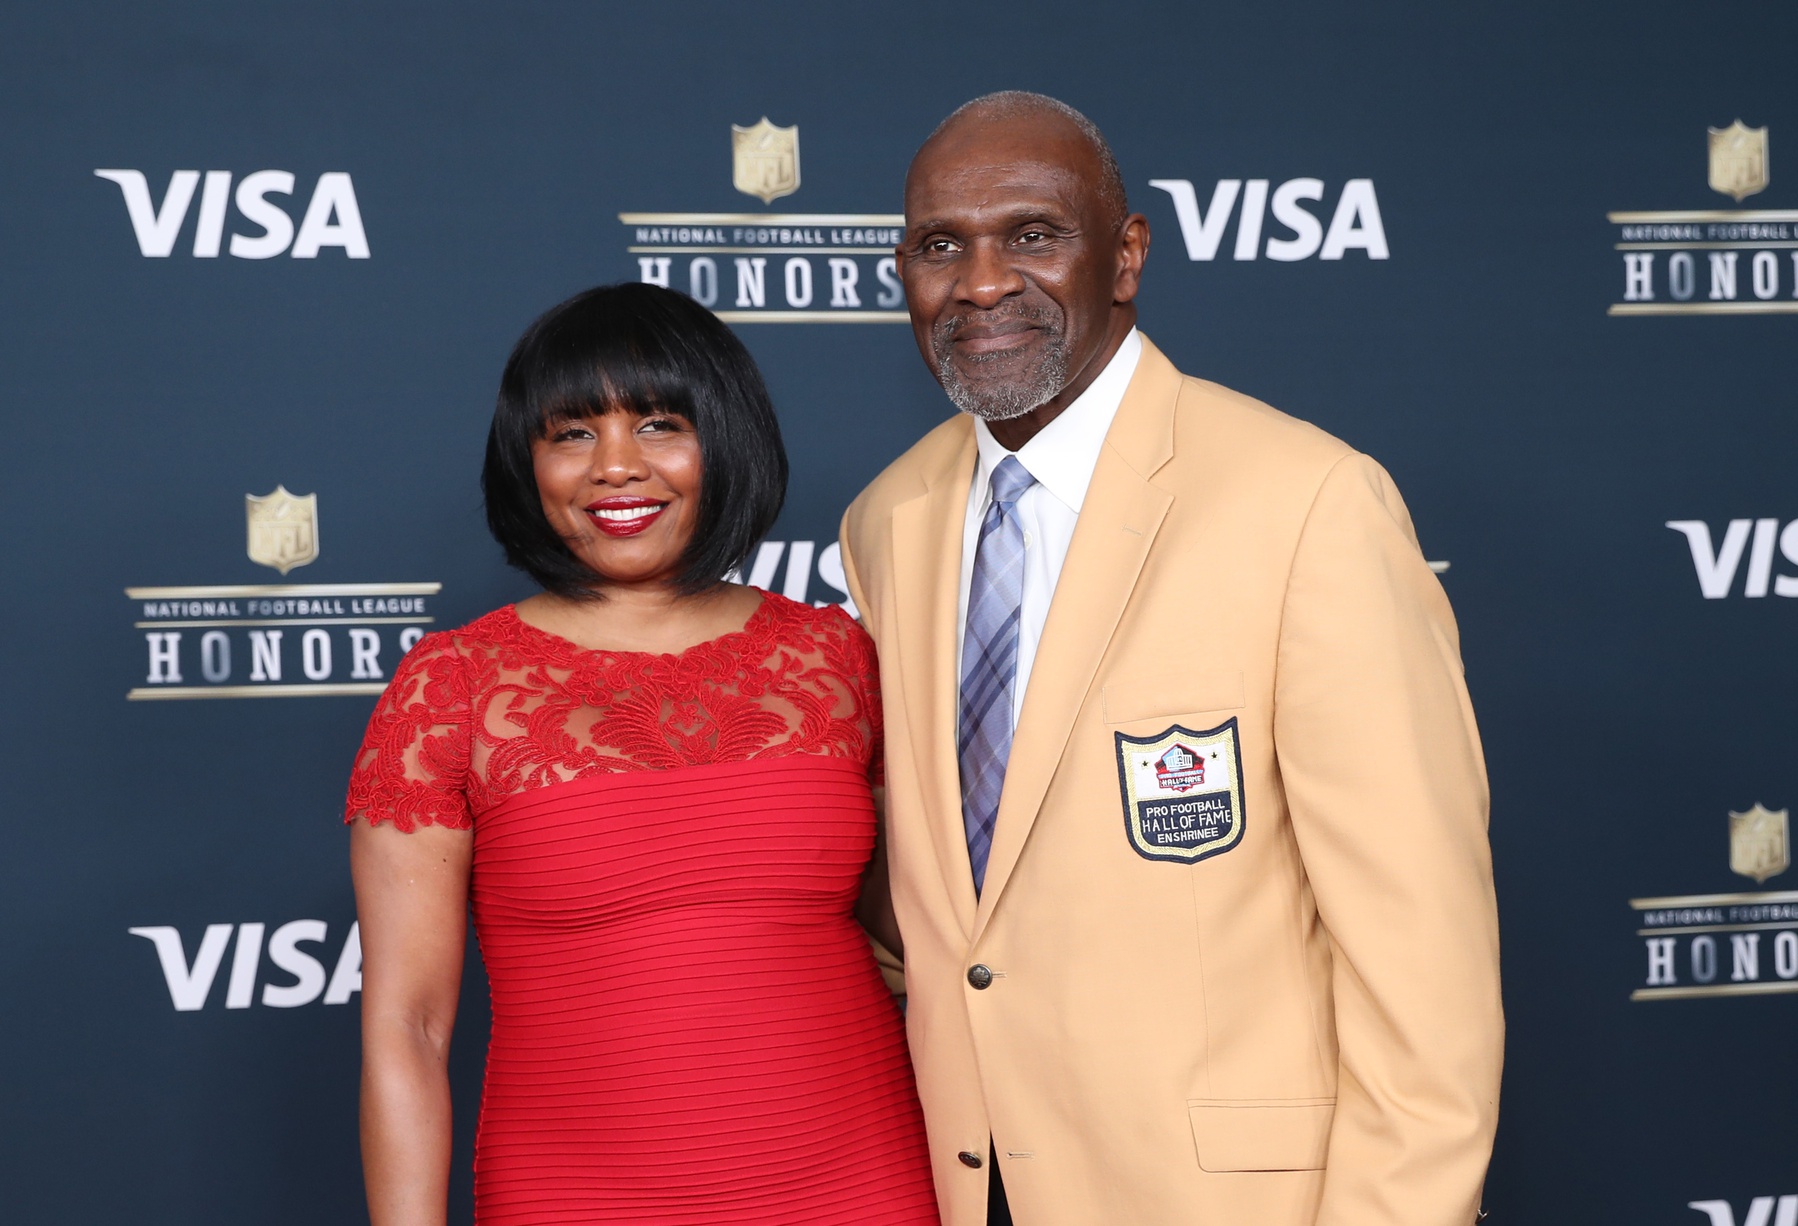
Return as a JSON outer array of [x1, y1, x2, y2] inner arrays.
[[346, 596, 940, 1224]]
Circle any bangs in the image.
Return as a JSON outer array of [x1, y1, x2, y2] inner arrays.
[[522, 322, 701, 436], [537, 391, 692, 429]]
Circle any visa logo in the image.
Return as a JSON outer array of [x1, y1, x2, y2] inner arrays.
[[1667, 519, 1798, 598], [1688, 1196, 1798, 1226], [728, 539, 858, 617], [1148, 178, 1388, 261], [130, 920, 361, 1010], [95, 169, 370, 259]]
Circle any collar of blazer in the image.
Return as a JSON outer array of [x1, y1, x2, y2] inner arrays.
[[888, 335, 1182, 944]]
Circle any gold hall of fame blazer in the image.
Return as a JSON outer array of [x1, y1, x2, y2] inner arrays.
[[839, 338, 1503, 1226]]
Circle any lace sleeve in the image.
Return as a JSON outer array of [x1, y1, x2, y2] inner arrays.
[[344, 632, 474, 831]]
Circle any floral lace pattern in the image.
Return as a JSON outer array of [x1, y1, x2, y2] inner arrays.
[[345, 594, 882, 831]]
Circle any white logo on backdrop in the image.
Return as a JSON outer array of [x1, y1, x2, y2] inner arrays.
[[1610, 122, 1797, 316], [1688, 1196, 1798, 1226], [130, 920, 360, 1011], [128, 489, 442, 701], [95, 170, 370, 258], [1148, 178, 1389, 262], [728, 540, 858, 618], [1667, 519, 1798, 598]]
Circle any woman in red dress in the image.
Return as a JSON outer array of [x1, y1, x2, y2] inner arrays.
[[348, 283, 939, 1226]]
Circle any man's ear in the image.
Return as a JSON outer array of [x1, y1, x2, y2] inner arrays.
[[1114, 212, 1150, 303]]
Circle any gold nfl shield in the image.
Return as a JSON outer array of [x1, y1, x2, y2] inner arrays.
[[1707, 120, 1769, 202], [245, 486, 319, 575], [732, 118, 800, 204], [1729, 803, 1790, 885]]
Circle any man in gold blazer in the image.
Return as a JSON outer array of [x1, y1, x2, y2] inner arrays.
[[840, 92, 1502, 1226]]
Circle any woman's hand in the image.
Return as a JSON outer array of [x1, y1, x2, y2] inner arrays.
[[351, 819, 473, 1226]]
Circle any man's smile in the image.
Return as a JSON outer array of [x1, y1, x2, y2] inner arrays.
[[952, 319, 1040, 358]]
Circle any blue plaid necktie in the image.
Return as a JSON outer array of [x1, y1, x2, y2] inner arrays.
[[959, 455, 1037, 896]]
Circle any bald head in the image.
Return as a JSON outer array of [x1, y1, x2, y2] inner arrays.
[[912, 91, 1128, 231]]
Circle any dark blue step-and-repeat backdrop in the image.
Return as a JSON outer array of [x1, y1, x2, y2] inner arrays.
[[0, 3, 1792, 1222]]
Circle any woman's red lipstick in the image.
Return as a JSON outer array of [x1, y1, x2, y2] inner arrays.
[[585, 496, 668, 538]]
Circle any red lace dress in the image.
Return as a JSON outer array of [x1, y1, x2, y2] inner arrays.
[[345, 594, 938, 1225]]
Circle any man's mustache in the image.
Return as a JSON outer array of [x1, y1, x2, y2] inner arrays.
[[933, 304, 1064, 347]]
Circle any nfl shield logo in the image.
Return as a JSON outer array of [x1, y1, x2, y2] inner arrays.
[[246, 486, 319, 575], [1707, 120, 1769, 202], [1729, 803, 1790, 885], [732, 117, 800, 204]]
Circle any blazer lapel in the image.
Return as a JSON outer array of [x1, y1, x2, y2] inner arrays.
[[889, 421, 980, 939], [972, 338, 1182, 939]]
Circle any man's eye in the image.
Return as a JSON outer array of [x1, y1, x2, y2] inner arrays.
[[1017, 229, 1048, 244], [927, 238, 959, 254]]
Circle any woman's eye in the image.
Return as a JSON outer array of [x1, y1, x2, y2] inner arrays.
[[553, 425, 592, 442], [639, 417, 682, 434]]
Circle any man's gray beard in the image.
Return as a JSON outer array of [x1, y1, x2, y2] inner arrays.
[[932, 326, 1070, 422]]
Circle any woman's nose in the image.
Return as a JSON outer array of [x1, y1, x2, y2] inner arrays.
[[590, 423, 649, 484]]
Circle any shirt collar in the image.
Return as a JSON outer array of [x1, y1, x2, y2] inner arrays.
[[972, 327, 1142, 514]]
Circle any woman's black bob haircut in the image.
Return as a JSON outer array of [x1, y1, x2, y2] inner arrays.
[[483, 282, 788, 599]]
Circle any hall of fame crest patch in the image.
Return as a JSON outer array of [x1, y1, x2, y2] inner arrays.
[[1114, 719, 1246, 864]]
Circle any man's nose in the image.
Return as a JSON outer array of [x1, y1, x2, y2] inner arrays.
[[956, 239, 1025, 309]]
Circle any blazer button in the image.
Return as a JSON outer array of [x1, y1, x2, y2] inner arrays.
[[958, 1151, 983, 1169], [967, 964, 994, 989]]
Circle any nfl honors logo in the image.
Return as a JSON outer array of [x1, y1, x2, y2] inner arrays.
[[1609, 120, 1796, 315], [1629, 802, 1798, 1000], [127, 488, 441, 701], [620, 116, 905, 323], [1114, 720, 1246, 864]]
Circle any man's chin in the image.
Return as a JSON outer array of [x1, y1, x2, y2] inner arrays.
[[944, 350, 1042, 396], [935, 340, 1069, 421], [939, 374, 1054, 422], [960, 400, 1040, 423]]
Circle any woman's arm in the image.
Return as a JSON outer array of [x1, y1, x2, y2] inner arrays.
[[352, 819, 473, 1226], [855, 785, 905, 960]]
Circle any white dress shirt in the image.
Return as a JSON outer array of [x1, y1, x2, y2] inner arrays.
[[956, 328, 1143, 724]]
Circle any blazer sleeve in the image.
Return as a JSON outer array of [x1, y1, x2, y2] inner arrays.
[[1272, 452, 1502, 1226]]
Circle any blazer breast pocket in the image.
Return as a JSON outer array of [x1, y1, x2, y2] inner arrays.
[[1102, 668, 1244, 725], [1188, 1097, 1334, 1172]]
